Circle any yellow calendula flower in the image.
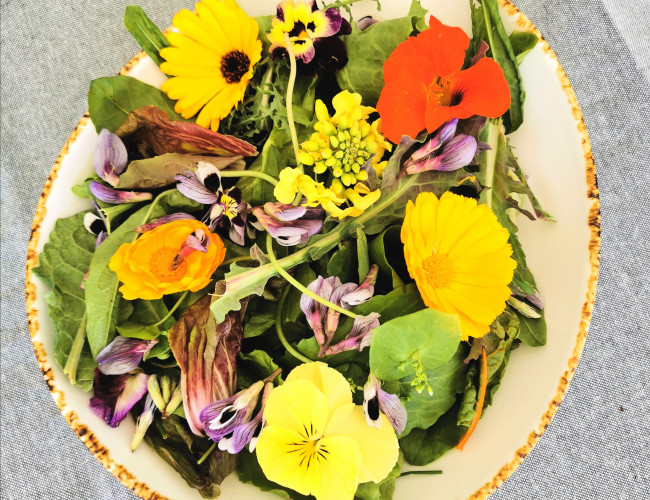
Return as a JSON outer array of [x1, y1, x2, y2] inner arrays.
[[256, 362, 399, 500], [159, 0, 262, 131], [401, 192, 517, 340], [109, 219, 225, 300]]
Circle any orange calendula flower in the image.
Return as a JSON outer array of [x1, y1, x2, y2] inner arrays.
[[401, 192, 516, 340], [376, 16, 511, 144], [109, 219, 225, 300]]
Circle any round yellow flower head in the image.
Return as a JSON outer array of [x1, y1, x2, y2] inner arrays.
[[109, 219, 225, 300], [256, 362, 399, 500], [401, 192, 517, 340], [159, 0, 262, 131]]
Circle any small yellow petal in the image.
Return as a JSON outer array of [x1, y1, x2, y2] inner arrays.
[[286, 361, 352, 413]]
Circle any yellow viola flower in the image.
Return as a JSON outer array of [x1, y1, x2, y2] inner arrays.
[[401, 192, 517, 340], [256, 362, 399, 500], [159, 0, 262, 131], [108, 219, 225, 300]]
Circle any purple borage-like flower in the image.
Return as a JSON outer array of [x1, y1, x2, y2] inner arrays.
[[95, 336, 158, 376], [251, 202, 324, 246], [89, 181, 153, 205], [89, 370, 149, 428], [175, 162, 249, 245], [94, 129, 128, 187], [363, 372, 408, 435], [401, 119, 478, 175], [269, 0, 352, 77], [300, 265, 379, 356]]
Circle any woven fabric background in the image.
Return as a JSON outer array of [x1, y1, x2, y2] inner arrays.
[[1, 0, 649, 498]]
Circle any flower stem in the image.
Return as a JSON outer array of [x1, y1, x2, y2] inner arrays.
[[483, 119, 501, 210], [456, 346, 488, 451], [266, 234, 357, 319], [63, 313, 87, 384], [399, 470, 443, 477], [220, 255, 254, 267], [282, 32, 301, 168], [275, 285, 313, 364], [153, 290, 189, 327], [197, 442, 217, 465], [218, 169, 278, 186]]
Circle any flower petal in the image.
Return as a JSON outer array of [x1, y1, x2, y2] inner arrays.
[[96, 336, 157, 375], [285, 361, 352, 413], [450, 57, 512, 119], [263, 379, 330, 437], [89, 182, 152, 204], [94, 129, 128, 186]]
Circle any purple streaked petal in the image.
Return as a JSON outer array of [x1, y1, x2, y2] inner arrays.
[[323, 312, 380, 356], [407, 119, 458, 164], [275, 2, 284, 21], [136, 213, 197, 233], [96, 336, 157, 375], [95, 231, 107, 247], [111, 373, 150, 427], [89, 370, 128, 426], [94, 129, 128, 186], [294, 39, 316, 64], [89, 182, 152, 204], [312, 36, 348, 73], [340, 265, 378, 308], [175, 172, 219, 205], [435, 135, 478, 171], [357, 16, 380, 31], [378, 388, 408, 435], [229, 410, 264, 454], [265, 203, 306, 222], [318, 8, 343, 38]]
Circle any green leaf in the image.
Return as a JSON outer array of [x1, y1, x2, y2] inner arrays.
[[144, 335, 171, 361], [399, 401, 467, 466], [355, 452, 403, 500], [398, 346, 468, 434], [513, 307, 546, 347], [284, 263, 317, 323], [88, 75, 182, 132], [356, 228, 369, 283], [337, 1, 427, 105], [369, 309, 462, 382], [327, 241, 357, 283], [237, 450, 312, 500], [85, 190, 201, 358], [470, 0, 525, 133], [33, 212, 97, 391], [238, 350, 280, 380], [123, 6, 170, 67], [243, 311, 276, 338], [509, 30, 539, 64], [115, 321, 161, 340], [368, 226, 407, 290]]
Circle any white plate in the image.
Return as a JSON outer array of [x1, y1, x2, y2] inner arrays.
[[25, 1, 600, 499]]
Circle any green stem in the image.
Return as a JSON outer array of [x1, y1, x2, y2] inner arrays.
[[275, 286, 312, 364], [220, 255, 254, 267], [323, 0, 365, 9], [153, 290, 189, 327], [218, 169, 278, 186], [282, 32, 301, 168], [63, 313, 88, 383], [197, 442, 217, 465], [399, 470, 443, 477], [266, 234, 357, 319], [482, 2, 496, 58], [483, 119, 501, 209]]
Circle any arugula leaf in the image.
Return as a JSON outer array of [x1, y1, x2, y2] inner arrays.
[[33, 213, 97, 391], [88, 75, 182, 132], [85, 190, 201, 357], [337, 1, 428, 105], [509, 30, 539, 64], [470, 0, 525, 133], [123, 6, 170, 67]]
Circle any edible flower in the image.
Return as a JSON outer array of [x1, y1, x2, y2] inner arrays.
[[401, 192, 516, 339], [175, 162, 248, 245], [251, 202, 324, 246], [131, 394, 156, 451], [256, 362, 399, 500], [322, 312, 380, 356], [363, 372, 407, 435], [96, 336, 157, 375], [83, 203, 108, 247], [147, 374, 183, 419], [89, 370, 149, 428], [94, 129, 127, 187], [401, 118, 478, 175], [376, 16, 511, 143], [159, 0, 262, 131], [109, 219, 225, 300], [89, 181, 152, 205], [268, 0, 351, 76]]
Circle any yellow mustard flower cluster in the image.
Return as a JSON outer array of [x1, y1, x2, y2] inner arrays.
[[274, 91, 392, 219]]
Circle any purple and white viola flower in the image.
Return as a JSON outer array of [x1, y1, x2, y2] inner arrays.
[[300, 265, 378, 356], [96, 336, 158, 376], [83, 202, 108, 247], [251, 202, 324, 246], [322, 312, 380, 356], [402, 119, 478, 175], [89, 181, 152, 205], [130, 393, 157, 451], [89, 370, 149, 428], [363, 372, 407, 435], [218, 382, 273, 454], [199, 380, 265, 443], [175, 162, 249, 245], [94, 129, 128, 187]]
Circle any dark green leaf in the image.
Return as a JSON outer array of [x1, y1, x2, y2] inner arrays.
[[368, 226, 407, 290], [88, 75, 182, 132], [509, 30, 539, 64], [327, 241, 357, 283], [284, 264, 317, 323], [115, 321, 161, 340], [238, 350, 280, 380], [144, 335, 171, 361], [356, 228, 369, 283], [513, 307, 547, 347], [123, 6, 170, 67], [243, 311, 276, 338]]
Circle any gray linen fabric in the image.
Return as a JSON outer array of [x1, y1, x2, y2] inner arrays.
[[1, 1, 649, 499]]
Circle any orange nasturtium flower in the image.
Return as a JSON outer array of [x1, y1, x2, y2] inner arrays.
[[109, 219, 225, 300], [376, 16, 511, 144]]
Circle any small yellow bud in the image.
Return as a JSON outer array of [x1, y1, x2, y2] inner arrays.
[[330, 136, 340, 149]]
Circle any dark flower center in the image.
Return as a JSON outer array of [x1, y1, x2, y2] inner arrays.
[[220, 50, 251, 84], [367, 395, 380, 421]]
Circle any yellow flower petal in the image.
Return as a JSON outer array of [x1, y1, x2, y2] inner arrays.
[[286, 361, 352, 412], [263, 379, 329, 437], [324, 403, 399, 484]]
